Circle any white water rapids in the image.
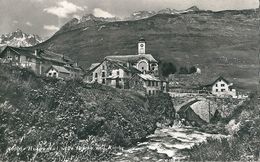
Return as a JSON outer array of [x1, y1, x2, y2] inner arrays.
[[113, 125, 228, 161]]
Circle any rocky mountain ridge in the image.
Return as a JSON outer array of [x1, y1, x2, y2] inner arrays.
[[0, 29, 43, 47], [55, 6, 202, 35]]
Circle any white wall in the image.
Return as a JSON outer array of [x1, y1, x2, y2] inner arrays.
[[212, 80, 236, 97], [47, 69, 59, 78]]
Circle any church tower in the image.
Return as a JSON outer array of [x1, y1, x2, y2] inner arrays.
[[138, 38, 146, 55]]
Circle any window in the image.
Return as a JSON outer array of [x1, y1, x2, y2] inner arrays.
[[48, 73, 52, 76], [148, 81, 151, 86], [7, 56, 12, 60], [102, 65, 105, 70], [215, 84, 218, 87], [152, 81, 155, 86], [117, 71, 120, 76], [26, 57, 32, 62], [53, 72, 57, 78], [109, 72, 112, 76], [216, 89, 219, 92], [156, 82, 159, 86], [221, 89, 225, 92], [95, 73, 98, 78], [148, 90, 151, 95], [102, 72, 105, 77], [102, 79, 106, 84], [221, 84, 225, 87]]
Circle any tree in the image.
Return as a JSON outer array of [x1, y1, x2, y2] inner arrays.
[[179, 66, 189, 74], [161, 62, 177, 77], [189, 66, 197, 74]]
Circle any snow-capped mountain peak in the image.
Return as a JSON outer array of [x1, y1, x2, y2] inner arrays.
[[126, 10, 157, 20], [0, 29, 43, 47]]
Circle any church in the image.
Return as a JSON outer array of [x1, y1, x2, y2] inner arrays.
[[85, 38, 168, 95]]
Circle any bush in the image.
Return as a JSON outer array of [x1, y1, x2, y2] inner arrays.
[[0, 64, 175, 161], [179, 66, 189, 74], [161, 62, 177, 77], [186, 95, 260, 161]]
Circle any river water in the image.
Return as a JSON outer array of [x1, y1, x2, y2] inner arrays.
[[112, 125, 228, 162]]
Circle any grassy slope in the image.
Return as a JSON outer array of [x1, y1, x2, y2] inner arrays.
[[0, 64, 175, 161], [35, 10, 258, 90]]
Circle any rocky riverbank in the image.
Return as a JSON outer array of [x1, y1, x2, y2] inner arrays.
[[112, 125, 228, 161]]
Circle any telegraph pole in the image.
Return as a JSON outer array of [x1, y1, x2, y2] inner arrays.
[[208, 100, 211, 123]]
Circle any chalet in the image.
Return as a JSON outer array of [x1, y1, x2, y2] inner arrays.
[[0, 46, 83, 79], [46, 65, 70, 79], [85, 38, 168, 95], [205, 76, 237, 98]]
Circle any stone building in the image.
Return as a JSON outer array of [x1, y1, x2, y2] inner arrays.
[[128, 73, 168, 95], [0, 46, 83, 79], [85, 38, 168, 95]]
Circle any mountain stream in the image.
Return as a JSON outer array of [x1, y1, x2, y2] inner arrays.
[[112, 125, 228, 161]]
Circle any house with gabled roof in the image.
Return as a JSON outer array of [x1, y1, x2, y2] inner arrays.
[[85, 58, 142, 89], [204, 76, 237, 98], [46, 65, 71, 79], [0, 46, 83, 79]]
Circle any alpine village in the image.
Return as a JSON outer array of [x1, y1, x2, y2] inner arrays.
[[0, 4, 259, 162]]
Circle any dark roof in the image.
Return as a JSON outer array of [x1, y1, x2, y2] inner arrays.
[[1, 46, 39, 58], [105, 54, 157, 63], [139, 38, 146, 42], [204, 76, 230, 87], [107, 59, 141, 74], [46, 65, 70, 74], [0, 46, 74, 65], [86, 59, 142, 75]]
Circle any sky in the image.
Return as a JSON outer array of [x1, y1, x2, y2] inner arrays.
[[0, 0, 259, 38]]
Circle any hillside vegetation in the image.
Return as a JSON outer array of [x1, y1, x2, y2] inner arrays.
[[35, 9, 259, 89], [186, 94, 260, 161], [0, 64, 175, 161]]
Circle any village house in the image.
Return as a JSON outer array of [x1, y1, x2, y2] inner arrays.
[[205, 76, 237, 98], [85, 38, 168, 95], [0, 46, 83, 79], [128, 73, 168, 95]]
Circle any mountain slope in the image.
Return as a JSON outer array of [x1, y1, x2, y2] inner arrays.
[[35, 9, 258, 89], [0, 29, 43, 47]]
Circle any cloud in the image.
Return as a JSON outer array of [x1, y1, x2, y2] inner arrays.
[[13, 20, 18, 24], [26, 21, 33, 26], [43, 1, 84, 18], [43, 25, 59, 31], [93, 8, 115, 18], [30, 0, 44, 2]]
